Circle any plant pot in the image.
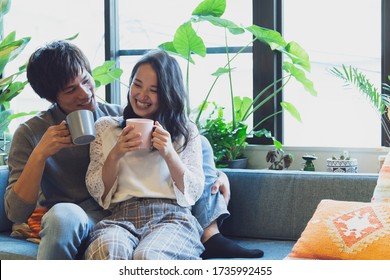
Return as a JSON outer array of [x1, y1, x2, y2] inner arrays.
[[218, 157, 248, 169], [326, 158, 358, 173]]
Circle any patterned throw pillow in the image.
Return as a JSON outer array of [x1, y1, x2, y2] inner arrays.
[[287, 199, 390, 260], [372, 151, 390, 203]]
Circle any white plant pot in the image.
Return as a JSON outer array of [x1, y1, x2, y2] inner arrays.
[[326, 158, 358, 173]]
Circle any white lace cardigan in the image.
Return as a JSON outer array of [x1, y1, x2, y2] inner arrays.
[[86, 116, 205, 209]]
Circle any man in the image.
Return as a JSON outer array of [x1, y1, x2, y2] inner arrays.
[[4, 40, 263, 259]]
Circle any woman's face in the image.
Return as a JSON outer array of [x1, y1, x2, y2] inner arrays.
[[129, 63, 159, 119]]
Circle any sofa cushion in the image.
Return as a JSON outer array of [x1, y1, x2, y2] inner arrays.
[[0, 233, 38, 260], [0, 166, 12, 232], [287, 199, 390, 260]]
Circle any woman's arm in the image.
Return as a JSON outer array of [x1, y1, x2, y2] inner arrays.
[[86, 117, 142, 208], [152, 121, 204, 206]]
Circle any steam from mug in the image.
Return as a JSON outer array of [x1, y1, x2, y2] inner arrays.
[[126, 118, 154, 149], [66, 110, 96, 145]]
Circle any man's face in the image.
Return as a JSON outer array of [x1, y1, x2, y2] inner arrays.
[[56, 69, 97, 115]]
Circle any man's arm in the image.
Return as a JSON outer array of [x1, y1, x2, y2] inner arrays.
[[5, 121, 74, 223]]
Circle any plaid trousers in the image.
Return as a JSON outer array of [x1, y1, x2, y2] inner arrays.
[[85, 197, 204, 260]]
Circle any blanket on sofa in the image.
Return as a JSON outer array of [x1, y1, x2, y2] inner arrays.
[[10, 208, 46, 244]]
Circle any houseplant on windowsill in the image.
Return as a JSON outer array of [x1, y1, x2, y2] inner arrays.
[[159, 0, 317, 168]]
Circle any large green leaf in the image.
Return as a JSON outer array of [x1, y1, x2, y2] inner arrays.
[[172, 21, 206, 63], [192, 0, 226, 17], [283, 62, 317, 96], [0, 30, 15, 46], [284, 41, 311, 72], [280, 101, 302, 123], [0, 34, 31, 75], [92, 61, 123, 88], [233, 96, 252, 122], [0, 81, 28, 103], [196, 15, 245, 35], [246, 25, 287, 50]]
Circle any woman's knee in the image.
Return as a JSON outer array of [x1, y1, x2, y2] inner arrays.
[[85, 222, 136, 260]]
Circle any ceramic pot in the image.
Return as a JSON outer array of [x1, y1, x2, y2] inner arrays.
[[326, 158, 358, 173], [218, 157, 248, 169]]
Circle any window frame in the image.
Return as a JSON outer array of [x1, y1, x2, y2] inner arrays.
[[104, 0, 390, 147]]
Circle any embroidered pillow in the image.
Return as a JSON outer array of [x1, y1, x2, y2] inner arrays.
[[372, 151, 390, 202], [287, 199, 390, 260]]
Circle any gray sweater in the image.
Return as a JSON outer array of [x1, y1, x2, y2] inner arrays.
[[4, 102, 122, 223]]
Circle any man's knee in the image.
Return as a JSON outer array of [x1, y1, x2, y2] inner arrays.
[[41, 203, 91, 236]]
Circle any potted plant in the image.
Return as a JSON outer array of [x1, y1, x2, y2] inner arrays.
[[159, 0, 316, 167], [326, 151, 358, 173], [266, 148, 294, 170]]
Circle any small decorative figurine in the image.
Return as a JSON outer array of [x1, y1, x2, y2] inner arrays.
[[302, 154, 318, 171]]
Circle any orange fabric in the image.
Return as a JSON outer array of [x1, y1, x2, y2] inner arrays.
[[372, 152, 390, 203], [287, 200, 390, 260], [26, 207, 47, 239]]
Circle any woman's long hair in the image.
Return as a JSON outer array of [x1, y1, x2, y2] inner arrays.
[[121, 49, 190, 151]]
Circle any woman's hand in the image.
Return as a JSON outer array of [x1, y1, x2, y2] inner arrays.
[[152, 121, 175, 159], [109, 125, 142, 161]]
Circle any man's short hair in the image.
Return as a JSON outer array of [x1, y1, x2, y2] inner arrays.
[[27, 40, 92, 102]]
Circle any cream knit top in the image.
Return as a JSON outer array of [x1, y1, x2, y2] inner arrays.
[[86, 116, 204, 209]]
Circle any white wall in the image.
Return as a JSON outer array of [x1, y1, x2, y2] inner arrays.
[[243, 145, 390, 174]]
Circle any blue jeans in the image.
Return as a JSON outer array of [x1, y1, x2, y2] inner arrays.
[[37, 136, 228, 259], [192, 136, 230, 229], [37, 199, 109, 260]]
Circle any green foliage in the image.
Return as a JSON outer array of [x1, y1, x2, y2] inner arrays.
[[92, 60, 123, 89], [329, 64, 390, 142], [266, 148, 294, 170], [0, 29, 123, 138], [329, 65, 389, 114], [159, 0, 316, 164], [199, 102, 248, 165], [0, 31, 32, 135]]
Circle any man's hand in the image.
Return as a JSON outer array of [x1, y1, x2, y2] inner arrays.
[[211, 171, 231, 205], [35, 121, 75, 159]]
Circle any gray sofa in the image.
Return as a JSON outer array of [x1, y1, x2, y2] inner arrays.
[[0, 166, 379, 260]]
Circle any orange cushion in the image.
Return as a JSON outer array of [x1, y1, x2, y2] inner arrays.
[[372, 151, 390, 202], [287, 199, 390, 260]]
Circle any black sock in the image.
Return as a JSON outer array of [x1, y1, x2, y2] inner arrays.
[[200, 233, 264, 259]]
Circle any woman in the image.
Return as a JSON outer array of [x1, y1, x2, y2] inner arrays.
[[84, 50, 204, 260]]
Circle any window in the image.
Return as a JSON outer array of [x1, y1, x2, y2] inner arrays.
[[115, 0, 252, 121], [283, 0, 382, 148], [4, 0, 105, 133], [111, 0, 390, 148]]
